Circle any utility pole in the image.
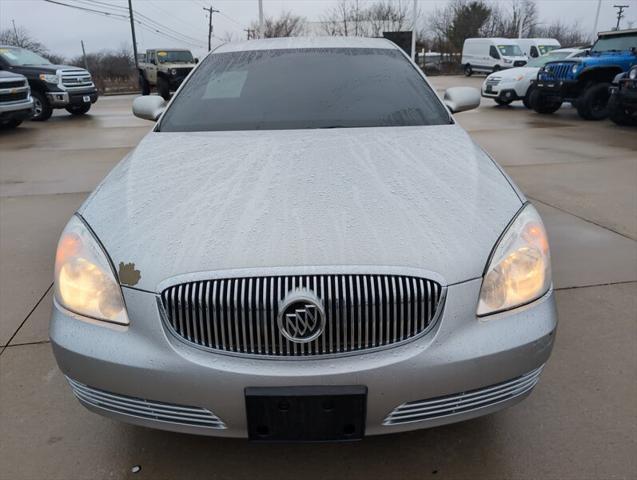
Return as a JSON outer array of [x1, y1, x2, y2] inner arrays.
[[258, 0, 264, 38], [411, 0, 417, 61], [203, 5, 220, 51], [81, 40, 88, 71], [592, 0, 602, 39], [244, 28, 255, 40], [613, 5, 629, 30], [127, 0, 139, 68], [11, 19, 18, 43]]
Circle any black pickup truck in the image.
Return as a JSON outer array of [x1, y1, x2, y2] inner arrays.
[[0, 45, 98, 121]]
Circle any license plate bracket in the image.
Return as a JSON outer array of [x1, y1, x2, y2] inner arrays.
[[245, 385, 367, 443]]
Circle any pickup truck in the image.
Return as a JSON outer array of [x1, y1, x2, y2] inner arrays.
[[138, 49, 197, 100], [0, 45, 98, 121], [531, 29, 637, 120], [0, 70, 33, 128]]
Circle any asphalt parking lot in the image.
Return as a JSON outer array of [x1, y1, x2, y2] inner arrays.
[[1, 75, 636, 480]]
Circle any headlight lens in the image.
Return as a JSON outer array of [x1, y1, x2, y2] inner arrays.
[[39, 73, 59, 84], [629, 67, 637, 80], [54, 215, 129, 325], [571, 64, 579, 74], [504, 58, 512, 63], [477, 204, 551, 317]]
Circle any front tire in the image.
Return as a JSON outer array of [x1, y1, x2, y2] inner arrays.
[[608, 93, 637, 126], [65, 104, 91, 115], [523, 86, 535, 109], [30, 90, 53, 122], [139, 72, 150, 95], [157, 77, 170, 101], [464, 64, 473, 77], [530, 88, 562, 114], [492, 65, 501, 73], [576, 83, 611, 121], [0, 118, 22, 129]]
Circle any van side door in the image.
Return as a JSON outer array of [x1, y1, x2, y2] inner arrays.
[[489, 45, 500, 68]]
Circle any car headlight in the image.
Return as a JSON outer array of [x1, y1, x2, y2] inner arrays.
[[170, 68, 177, 75], [571, 64, 580, 74], [54, 215, 129, 325], [629, 67, 637, 80], [504, 59, 512, 63], [477, 204, 551, 317], [39, 73, 59, 84]]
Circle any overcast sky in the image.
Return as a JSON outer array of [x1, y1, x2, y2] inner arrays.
[[0, 0, 634, 59]]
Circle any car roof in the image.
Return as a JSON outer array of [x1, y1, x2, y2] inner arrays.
[[597, 28, 637, 37], [213, 36, 397, 54]]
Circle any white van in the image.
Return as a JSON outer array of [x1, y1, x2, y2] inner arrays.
[[516, 38, 561, 58], [461, 38, 528, 76]]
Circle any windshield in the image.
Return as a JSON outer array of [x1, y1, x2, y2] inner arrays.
[[159, 48, 450, 132], [527, 51, 574, 67], [538, 45, 559, 55], [0, 46, 51, 66], [591, 34, 637, 53], [157, 50, 194, 63], [497, 44, 524, 57]]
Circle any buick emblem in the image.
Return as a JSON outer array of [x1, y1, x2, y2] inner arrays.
[[278, 289, 326, 343]]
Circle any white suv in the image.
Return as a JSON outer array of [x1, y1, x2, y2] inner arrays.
[[481, 48, 586, 107]]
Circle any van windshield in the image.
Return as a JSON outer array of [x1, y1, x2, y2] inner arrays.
[[497, 44, 523, 57], [538, 45, 559, 55], [159, 48, 451, 132]]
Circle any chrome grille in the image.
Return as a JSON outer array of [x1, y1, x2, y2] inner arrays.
[[383, 366, 543, 425], [67, 377, 226, 429], [161, 274, 444, 357], [60, 70, 93, 89]]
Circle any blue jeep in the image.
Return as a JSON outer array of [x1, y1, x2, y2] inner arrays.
[[531, 29, 637, 120]]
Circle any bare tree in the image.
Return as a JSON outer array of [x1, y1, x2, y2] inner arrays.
[[250, 11, 306, 38], [533, 20, 589, 47], [428, 0, 492, 53], [0, 26, 48, 55], [320, 0, 413, 37]]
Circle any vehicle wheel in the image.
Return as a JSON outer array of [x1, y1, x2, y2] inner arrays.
[[464, 64, 473, 77], [30, 90, 53, 122], [0, 119, 22, 129], [139, 73, 150, 95], [523, 86, 535, 109], [576, 82, 611, 121], [608, 93, 637, 126], [492, 65, 501, 73], [494, 98, 512, 106], [157, 77, 170, 101], [530, 88, 562, 114], [65, 104, 91, 115]]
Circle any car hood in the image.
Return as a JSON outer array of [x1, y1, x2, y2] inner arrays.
[[80, 125, 522, 291], [488, 66, 539, 80], [13, 64, 87, 74]]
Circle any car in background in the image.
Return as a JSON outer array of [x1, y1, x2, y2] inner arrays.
[[138, 48, 197, 100], [0, 70, 33, 129], [0, 45, 98, 122], [532, 29, 637, 119], [517, 38, 561, 59], [50, 37, 556, 443], [462, 38, 527, 76], [482, 48, 586, 107], [608, 65, 637, 126]]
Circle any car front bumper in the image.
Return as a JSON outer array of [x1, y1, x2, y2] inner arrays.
[[46, 88, 99, 107], [50, 278, 557, 439], [481, 86, 521, 102], [0, 98, 33, 119]]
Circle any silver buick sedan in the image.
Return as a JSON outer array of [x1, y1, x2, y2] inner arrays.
[[50, 37, 556, 442]]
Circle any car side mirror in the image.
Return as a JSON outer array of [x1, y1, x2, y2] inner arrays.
[[443, 87, 481, 114], [132, 95, 167, 121]]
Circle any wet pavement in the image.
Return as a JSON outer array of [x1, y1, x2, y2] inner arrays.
[[1, 77, 636, 479]]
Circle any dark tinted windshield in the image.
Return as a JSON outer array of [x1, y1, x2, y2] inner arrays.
[[157, 50, 194, 63], [591, 34, 637, 52], [159, 48, 450, 132], [0, 46, 51, 66]]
